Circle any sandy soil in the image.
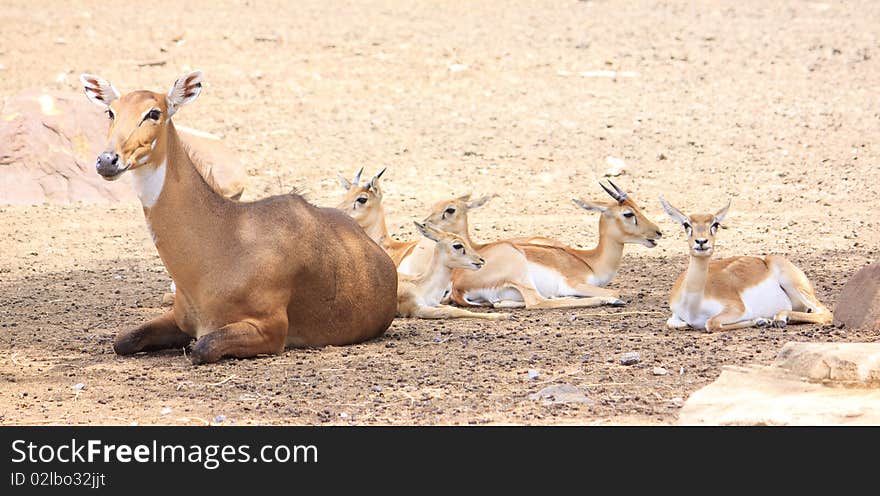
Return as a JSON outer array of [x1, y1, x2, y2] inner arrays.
[[1, 0, 879, 425]]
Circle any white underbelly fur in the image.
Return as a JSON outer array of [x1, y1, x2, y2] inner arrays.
[[672, 295, 725, 330], [463, 262, 578, 304], [740, 277, 791, 319]]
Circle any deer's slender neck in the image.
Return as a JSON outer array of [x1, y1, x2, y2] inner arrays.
[[409, 245, 453, 301], [573, 217, 625, 279], [141, 122, 228, 281], [459, 217, 488, 250], [682, 255, 711, 295]]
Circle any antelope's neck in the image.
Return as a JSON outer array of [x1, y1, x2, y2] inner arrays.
[[682, 256, 711, 296], [139, 123, 228, 280], [364, 207, 391, 246], [575, 221, 624, 280], [412, 246, 453, 301]]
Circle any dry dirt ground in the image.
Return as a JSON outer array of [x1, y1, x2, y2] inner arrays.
[[2, 0, 879, 425]]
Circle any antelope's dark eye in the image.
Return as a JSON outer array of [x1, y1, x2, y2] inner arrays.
[[452, 243, 464, 251], [106, 109, 115, 120], [623, 212, 635, 218], [683, 222, 692, 231], [711, 222, 720, 232], [147, 109, 161, 120], [356, 196, 368, 204], [445, 207, 456, 215]]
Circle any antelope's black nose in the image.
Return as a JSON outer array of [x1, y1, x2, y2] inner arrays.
[[695, 238, 708, 246], [96, 152, 120, 177]]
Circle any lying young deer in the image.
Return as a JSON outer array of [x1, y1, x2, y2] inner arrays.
[[436, 181, 663, 309], [659, 198, 832, 332], [336, 168, 433, 275], [397, 223, 509, 320], [81, 72, 398, 364]]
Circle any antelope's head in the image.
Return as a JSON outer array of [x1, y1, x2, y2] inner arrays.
[[421, 193, 494, 237], [80, 71, 203, 180], [414, 222, 485, 271], [659, 198, 730, 258], [336, 167, 386, 228], [572, 180, 662, 248]]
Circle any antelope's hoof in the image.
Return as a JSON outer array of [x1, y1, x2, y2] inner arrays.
[[771, 317, 788, 328], [755, 318, 772, 328], [113, 331, 141, 356], [189, 338, 217, 365], [495, 313, 512, 321]]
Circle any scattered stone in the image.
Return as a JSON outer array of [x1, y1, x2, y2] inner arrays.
[[448, 63, 468, 72], [160, 407, 172, 415], [604, 156, 627, 177], [528, 384, 595, 405], [527, 369, 540, 380], [619, 352, 640, 365], [657, 152, 667, 160], [653, 367, 668, 376], [71, 383, 85, 390], [339, 412, 349, 419], [371, 385, 383, 392], [213, 415, 227, 423]]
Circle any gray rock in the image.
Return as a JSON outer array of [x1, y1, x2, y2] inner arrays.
[[528, 384, 595, 406], [527, 369, 540, 380], [653, 367, 668, 376], [620, 352, 640, 365]]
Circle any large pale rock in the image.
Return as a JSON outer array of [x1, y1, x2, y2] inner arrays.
[[678, 342, 880, 425], [833, 263, 880, 331], [0, 89, 246, 204]]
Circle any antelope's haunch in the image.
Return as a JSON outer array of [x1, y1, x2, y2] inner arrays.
[[81, 72, 398, 364]]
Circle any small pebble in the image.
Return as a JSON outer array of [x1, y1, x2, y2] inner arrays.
[[619, 352, 640, 365], [71, 383, 85, 390], [213, 415, 226, 423], [160, 407, 172, 415], [371, 385, 382, 392], [339, 412, 349, 419], [527, 369, 540, 380], [653, 367, 668, 376]]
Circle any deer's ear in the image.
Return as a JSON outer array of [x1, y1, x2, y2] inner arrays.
[[714, 200, 731, 224], [414, 221, 442, 242], [337, 174, 353, 191], [572, 198, 608, 213], [466, 195, 493, 210], [167, 71, 203, 116], [80, 74, 119, 108], [659, 197, 690, 225]]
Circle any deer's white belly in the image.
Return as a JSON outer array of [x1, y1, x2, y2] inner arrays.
[[527, 263, 579, 297], [463, 287, 522, 305], [671, 294, 725, 330], [740, 278, 791, 319]]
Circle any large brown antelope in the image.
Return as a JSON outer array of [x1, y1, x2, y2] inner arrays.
[[659, 198, 832, 332], [440, 181, 663, 309], [336, 168, 433, 275], [397, 223, 509, 320], [80, 72, 398, 364]]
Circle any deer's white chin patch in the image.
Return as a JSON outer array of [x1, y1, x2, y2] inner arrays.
[[129, 160, 166, 209]]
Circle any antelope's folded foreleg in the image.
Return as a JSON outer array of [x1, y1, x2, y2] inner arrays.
[[190, 319, 287, 365], [114, 311, 193, 355], [705, 309, 771, 332], [415, 305, 509, 321]]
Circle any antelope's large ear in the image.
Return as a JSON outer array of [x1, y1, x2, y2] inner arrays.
[[80, 74, 119, 108], [572, 198, 609, 213], [368, 168, 386, 192], [337, 173, 353, 191], [466, 194, 494, 211], [659, 197, 690, 225], [414, 221, 442, 242], [714, 200, 731, 224], [167, 71, 203, 116], [457, 193, 472, 202]]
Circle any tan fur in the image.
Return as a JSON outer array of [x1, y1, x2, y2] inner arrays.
[[85, 75, 398, 364], [396, 223, 508, 320], [662, 199, 832, 332], [436, 185, 663, 310]]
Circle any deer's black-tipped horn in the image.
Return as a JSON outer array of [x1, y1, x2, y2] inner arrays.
[[353, 167, 364, 185], [599, 181, 622, 203], [374, 168, 386, 181], [607, 179, 628, 200]]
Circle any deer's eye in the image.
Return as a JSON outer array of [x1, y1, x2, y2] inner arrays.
[[147, 109, 161, 120], [106, 109, 115, 120], [623, 212, 635, 218], [445, 207, 456, 215], [452, 243, 464, 251], [683, 222, 692, 232], [356, 196, 368, 204], [711, 222, 720, 233]]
